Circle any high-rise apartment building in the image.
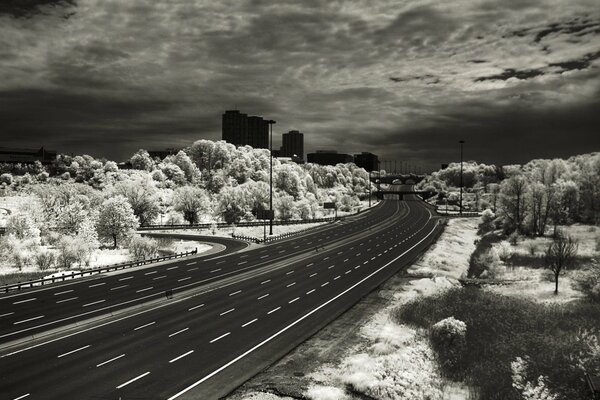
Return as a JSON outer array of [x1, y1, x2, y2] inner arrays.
[[222, 110, 248, 146], [281, 130, 304, 161], [247, 116, 269, 149]]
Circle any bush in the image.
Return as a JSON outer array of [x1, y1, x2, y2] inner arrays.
[[474, 248, 504, 279], [430, 317, 467, 371], [497, 241, 513, 263], [34, 249, 56, 270], [508, 231, 520, 246], [575, 263, 600, 302], [129, 235, 158, 260], [526, 241, 538, 256]]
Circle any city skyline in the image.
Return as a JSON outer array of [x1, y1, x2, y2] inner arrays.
[[0, 1, 599, 169]]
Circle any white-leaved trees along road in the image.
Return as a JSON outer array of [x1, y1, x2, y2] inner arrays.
[[173, 186, 209, 225], [112, 175, 161, 226], [97, 195, 139, 248]]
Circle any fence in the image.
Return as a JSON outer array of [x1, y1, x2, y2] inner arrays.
[[232, 223, 325, 245], [1, 249, 198, 293], [138, 210, 363, 231]]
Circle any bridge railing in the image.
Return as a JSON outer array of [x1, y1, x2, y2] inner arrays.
[[1, 249, 198, 293]]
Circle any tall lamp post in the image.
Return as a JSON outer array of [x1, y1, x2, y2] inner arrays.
[[368, 170, 372, 207], [268, 120, 276, 235], [459, 140, 465, 216]]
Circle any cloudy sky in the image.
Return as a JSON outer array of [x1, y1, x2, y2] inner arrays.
[[1, 0, 599, 170]]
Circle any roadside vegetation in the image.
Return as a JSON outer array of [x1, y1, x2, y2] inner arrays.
[[0, 140, 373, 281]]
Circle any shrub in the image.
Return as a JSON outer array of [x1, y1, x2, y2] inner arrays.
[[508, 231, 520, 246], [475, 248, 504, 279], [497, 241, 513, 263], [574, 263, 600, 302], [155, 237, 174, 251], [129, 235, 158, 260], [526, 241, 538, 256], [34, 249, 56, 270], [0, 173, 13, 185], [430, 317, 467, 370]]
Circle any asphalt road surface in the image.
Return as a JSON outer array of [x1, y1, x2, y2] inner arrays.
[[0, 189, 442, 400]]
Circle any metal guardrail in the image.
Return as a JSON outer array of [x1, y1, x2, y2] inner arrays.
[[138, 212, 363, 231], [232, 221, 335, 245], [1, 249, 198, 293]]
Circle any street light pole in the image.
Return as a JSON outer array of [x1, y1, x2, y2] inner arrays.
[[268, 120, 276, 235], [368, 170, 371, 207], [459, 140, 465, 216]]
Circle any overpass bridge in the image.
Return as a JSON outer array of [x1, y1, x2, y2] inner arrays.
[[370, 173, 426, 185], [375, 190, 436, 200]]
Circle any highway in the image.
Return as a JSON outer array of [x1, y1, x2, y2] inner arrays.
[[0, 190, 442, 400]]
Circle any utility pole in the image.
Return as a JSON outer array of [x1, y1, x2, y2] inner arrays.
[[459, 140, 465, 216], [368, 170, 371, 207], [268, 119, 276, 235]]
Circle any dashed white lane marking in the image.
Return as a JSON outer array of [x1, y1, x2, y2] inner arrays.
[[293, 246, 300, 249], [88, 282, 106, 288], [278, 250, 285, 253], [238, 261, 247, 265], [56, 297, 78, 304], [216, 260, 226, 264], [337, 251, 343, 255], [136, 287, 153, 293], [286, 270, 294, 275], [111, 285, 128, 290], [306, 289, 315, 295], [240, 254, 248, 258], [188, 267, 199, 271], [355, 253, 361, 256], [286, 282, 296, 287], [345, 270, 351, 274], [229, 290, 242, 296], [167, 266, 179, 270], [169, 350, 194, 363], [267, 306, 281, 314], [354, 265, 361, 269], [13, 393, 30, 400], [334, 276, 341, 280], [169, 328, 189, 337], [118, 276, 134, 281], [54, 290, 74, 296], [309, 273, 317, 278], [152, 275, 167, 280], [220, 308, 235, 316], [260, 279, 270, 284], [82, 300, 105, 307], [257, 294, 269, 300], [242, 318, 257, 327], [13, 315, 44, 325], [0, 312, 15, 318], [363, 261, 369, 265], [321, 282, 330, 287], [260, 255, 269, 259], [133, 321, 155, 331], [328, 265, 335, 269], [177, 277, 191, 282], [57, 344, 90, 358], [371, 257, 376, 260], [210, 268, 222, 273], [186, 261, 197, 266], [12, 298, 36, 305], [288, 297, 300, 304], [188, 304, 204, 311], [210, 332, 230, 343], [306, 263, 313, 267], [96, 353, 125, 367], [343, 259, 349, 262], [144, 271, 158, 275], [323, 257, 329, 260], [116, 371, 150, 389]]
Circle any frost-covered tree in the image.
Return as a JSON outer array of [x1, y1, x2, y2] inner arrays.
[[112, 176, 160, 226], [173, 186, 209, 225], [500, 174, 528, 233], [97, 195, 139, 247], [130, 149, 154, 171]]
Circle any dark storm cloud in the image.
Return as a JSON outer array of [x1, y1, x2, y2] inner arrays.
[[0, 0, 75, 17], [0, 0, 599, 166]]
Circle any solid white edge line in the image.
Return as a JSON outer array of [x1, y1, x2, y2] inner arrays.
[[57, 344, 90, 358], [116, 371, 150, 389], [166, 212, 435, 400], [82, 300, 106, 307], [13, 394, 30, 400], [96, 353, 125, 367], [169, 350, 194, 363]]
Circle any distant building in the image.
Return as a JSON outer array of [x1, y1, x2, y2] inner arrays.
[[307, 150, 353, 166], [281, 130, 304, 161], [148, 148, 181, 160], [0, 147, 57, 164], [353, 152, 379, 172], [222, 110, 248, 146], [247, 116, 269, 149]]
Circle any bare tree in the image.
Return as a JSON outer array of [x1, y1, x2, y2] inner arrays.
[[544, 230, 578, 295]]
